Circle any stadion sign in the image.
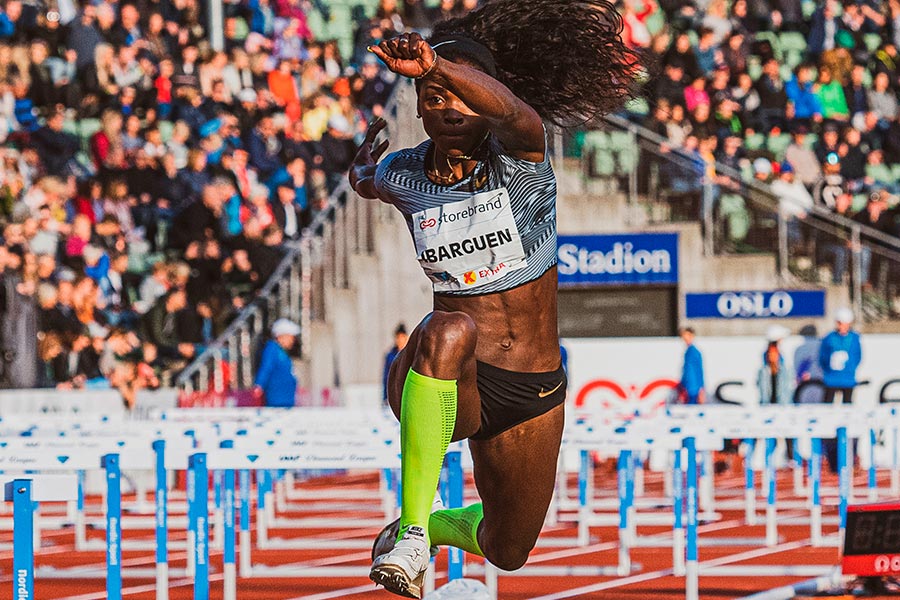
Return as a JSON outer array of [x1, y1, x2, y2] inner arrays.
[[557, 233, 679, 286]]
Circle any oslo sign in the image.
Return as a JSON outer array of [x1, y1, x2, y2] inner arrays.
[[557, 233, 679, 286], [685, 290, 826, 319]]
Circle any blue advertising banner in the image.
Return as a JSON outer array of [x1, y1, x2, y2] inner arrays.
[[557, 233, 679, 286], [685, 290, 826, 319]]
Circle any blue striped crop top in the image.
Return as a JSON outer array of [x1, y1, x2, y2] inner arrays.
[[373, 133, 557, 296]]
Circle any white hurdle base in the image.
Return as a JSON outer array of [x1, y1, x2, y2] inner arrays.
[[700, 565, 836, 577], [424, 578, 491, 599], [35, 566, 190, 579], [247, 564, 371, 577], [262, 536, 374, 549], [466, 562, 638, 578]]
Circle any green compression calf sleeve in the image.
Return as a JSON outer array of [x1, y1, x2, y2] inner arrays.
[[429, 503, 485, 557], [399, 369, 457, 545]]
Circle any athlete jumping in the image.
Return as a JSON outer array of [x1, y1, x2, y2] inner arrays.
[[349, 2, 640, 596]]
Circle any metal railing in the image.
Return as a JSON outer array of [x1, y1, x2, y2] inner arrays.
[[571, 114, 900, 324], [174, 181, 379, 393]]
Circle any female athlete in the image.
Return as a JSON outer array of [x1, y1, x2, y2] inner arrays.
[[349, 2, 640, 597]]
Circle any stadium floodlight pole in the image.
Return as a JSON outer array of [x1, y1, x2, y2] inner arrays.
[[208, 0, 224, 51]]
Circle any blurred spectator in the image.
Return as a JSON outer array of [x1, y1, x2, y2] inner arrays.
[[678, 326, 705, 404], [382, 322, 408, 405], [770, 161, 814, 244], [253, 317, 299, 407], [758, 325, 795, 405], [819, 307, 862, 405], [794, 324, 824, 403]]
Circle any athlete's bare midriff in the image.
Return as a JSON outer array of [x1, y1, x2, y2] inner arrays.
[[433, 266, 560, 372]]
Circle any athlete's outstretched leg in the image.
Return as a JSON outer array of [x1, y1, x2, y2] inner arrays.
[[468, 404, 565, 570], [371, 311, 481, 598]]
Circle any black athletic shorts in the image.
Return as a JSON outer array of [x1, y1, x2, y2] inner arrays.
[[469, 361, 567, 441]]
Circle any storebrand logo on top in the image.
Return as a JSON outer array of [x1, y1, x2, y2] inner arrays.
[[417, 194, 503, 229], [557, 242, 672, 276]]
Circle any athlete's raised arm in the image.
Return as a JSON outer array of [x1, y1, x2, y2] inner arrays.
[[349, 117, 389, 200], [370, 33, 544, 162]]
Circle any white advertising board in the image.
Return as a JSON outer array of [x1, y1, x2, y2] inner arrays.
[[563, 334, 900, 415]]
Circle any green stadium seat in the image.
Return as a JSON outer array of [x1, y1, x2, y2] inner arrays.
[[766, 134, 792, 161], [608, 131, 633, 151], [583, 131, 611, 151], [745, 133, 766, 151], [779, 32, 807, 54], [720, 194, 750, 242], [158, 120, 174, 143], [624, 97, 650, 116], [591, 149, 616, 177], [748, 61, 763, 81], [802, 0, 816, 18], [866, 163, 893, 183], [78, 118, 102, 141], [609, 130, 637, 170], [645, 9, 666, 36], [864, 33, 883, 54], [784, 51, 804, 70], [862, 69, 873, 88], [779, 64, 794, 83], [567, 131, 586, 158]]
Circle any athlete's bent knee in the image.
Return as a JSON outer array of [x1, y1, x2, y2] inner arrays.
[[413, 311, 476, 376], [485, 544, 531, 572]]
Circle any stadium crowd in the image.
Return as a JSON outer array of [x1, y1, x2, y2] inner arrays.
[[626, 0, 900, 289], [0, 0, 469, 399], [5, 0, 900, 397]]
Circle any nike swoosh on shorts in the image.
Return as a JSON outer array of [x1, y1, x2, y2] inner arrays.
[[538, 381, 564, 398]]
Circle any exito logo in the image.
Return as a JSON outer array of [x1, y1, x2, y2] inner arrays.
[[420, 218, 437, 230]]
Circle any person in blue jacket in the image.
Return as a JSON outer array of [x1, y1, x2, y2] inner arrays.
[[679, 326, 705, 404], [253, 318, 300, 407], [382, 323, 408, 406], [819, 307, 862, 405]]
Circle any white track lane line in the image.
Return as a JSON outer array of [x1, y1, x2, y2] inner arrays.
[[285, 583, 385, 600], [529, 538, 818, 599]]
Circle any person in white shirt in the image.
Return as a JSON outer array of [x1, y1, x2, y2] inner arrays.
[[770, 162, 814, 248]]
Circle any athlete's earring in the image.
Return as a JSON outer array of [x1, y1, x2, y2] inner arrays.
[[416, 113, 421, 119]]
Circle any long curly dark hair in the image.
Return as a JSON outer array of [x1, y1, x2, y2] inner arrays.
[[431, 0, 643, 127]]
